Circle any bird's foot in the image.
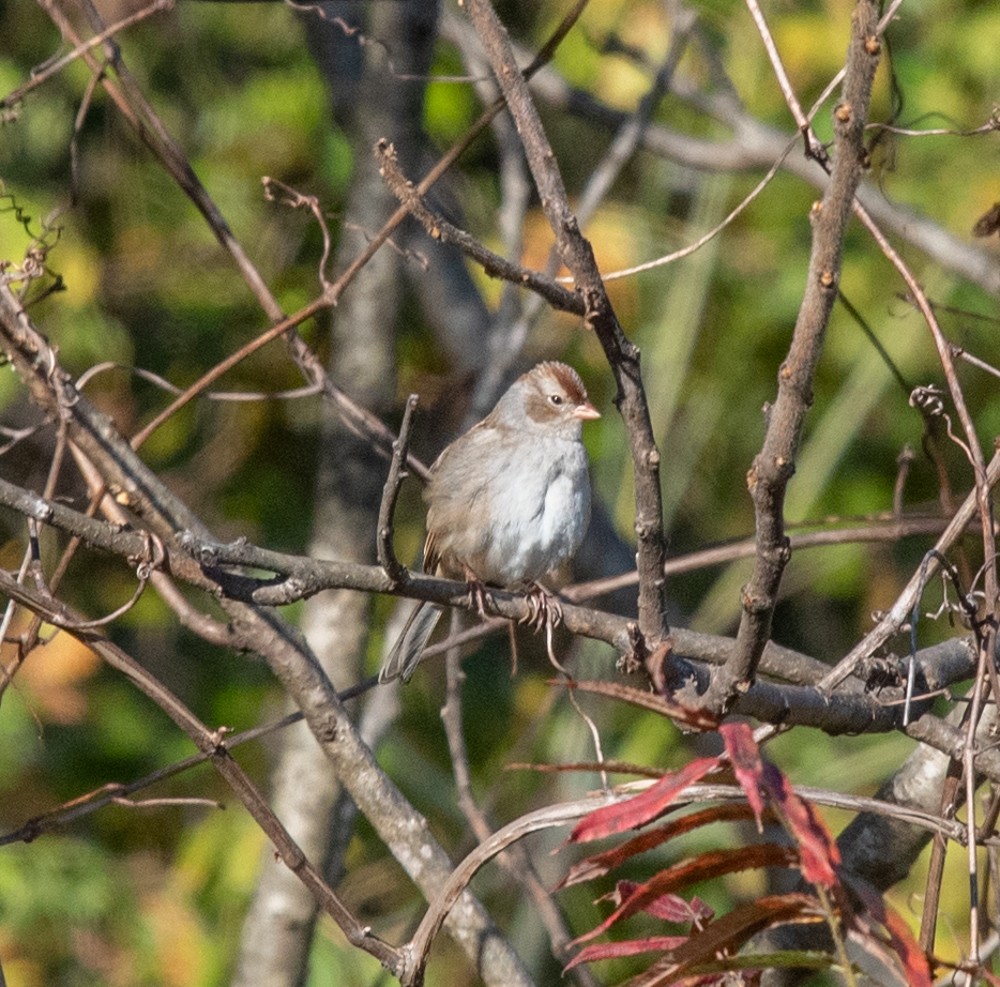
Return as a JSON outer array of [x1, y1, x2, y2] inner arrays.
[[521, 582, 562, 632], [462, 568, 493, 618]]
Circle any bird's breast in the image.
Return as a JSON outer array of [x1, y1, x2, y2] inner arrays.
[[472, 440, 591, 585]]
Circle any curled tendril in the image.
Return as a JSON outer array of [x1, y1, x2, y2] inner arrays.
[[908, 383, 976, 465], [909, 384, 945, 417]]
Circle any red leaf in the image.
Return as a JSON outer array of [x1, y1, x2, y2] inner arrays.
[[558, 802, 763, 889], [645, 892, 714, 925], [850, 879, 932, 987], [570, 844, 798, 946], [604, 882, 714, 924], [762, 764, 840, 887], [569, 757, 720, 843], [720, 722, 767, 828], [630, 893, 824, 986], [564, 935, 687, 971], [721, 722, 840, 888]]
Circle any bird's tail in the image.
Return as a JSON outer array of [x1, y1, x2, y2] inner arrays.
[[379, 601, 443, 683]]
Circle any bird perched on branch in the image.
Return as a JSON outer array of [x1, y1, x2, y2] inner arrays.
[[380, 361, 600, 684]]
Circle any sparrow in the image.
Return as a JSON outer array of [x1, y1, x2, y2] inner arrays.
[[379, 361, 600, 683]]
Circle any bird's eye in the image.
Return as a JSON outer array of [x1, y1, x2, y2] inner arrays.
[[548, 394, 564, 406]]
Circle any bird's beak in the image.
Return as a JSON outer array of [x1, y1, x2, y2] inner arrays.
[[574, 402, 601, 421]]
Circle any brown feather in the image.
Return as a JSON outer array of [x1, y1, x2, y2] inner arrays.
[[538, 361, 588, 405]]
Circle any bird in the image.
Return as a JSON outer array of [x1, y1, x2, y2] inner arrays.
[[379, 361, 600, 684]]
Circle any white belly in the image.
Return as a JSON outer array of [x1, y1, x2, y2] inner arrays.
[[476, 442, 591, 585]]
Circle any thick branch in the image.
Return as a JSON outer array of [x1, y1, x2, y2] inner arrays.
[[1, 465, 988, 749], [711, 0, 883, 710]]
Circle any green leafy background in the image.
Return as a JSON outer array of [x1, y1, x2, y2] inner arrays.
[[1, 0, 998, 982]]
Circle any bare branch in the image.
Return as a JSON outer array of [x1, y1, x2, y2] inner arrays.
[[376, 139, 584, 314], [377, 393, 419, 584], [463, 0, 670, 656], [509, 33, 1000, 298], [0, 0, 174, 112], [714, 0, 884, 711]]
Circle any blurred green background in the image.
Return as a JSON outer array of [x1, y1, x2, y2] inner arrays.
[[1, 0, 998, 983]]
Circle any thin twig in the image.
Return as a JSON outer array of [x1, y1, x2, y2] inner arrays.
[[76, 360, 324, 402], [545, 619, 609, 792], [376, 394, 418, 584], [0, 0, 174, 111], [376, 140, 584, 314], [261, 176, 334, 291], [127, 300, 328, 451], [819, 449, 1000, 693], [563, 511, 961, 602], [743, 0, 826, 161], [0, 704, 389, 847], [589, 136, 798, 283], [951, 345, 1000, 381]]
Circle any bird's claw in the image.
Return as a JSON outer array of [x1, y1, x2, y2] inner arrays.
[[464, 574, 492, 618], [520, 583, 562, 632]]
